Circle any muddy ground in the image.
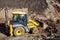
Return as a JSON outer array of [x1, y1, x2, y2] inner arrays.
[[0, 21, 60, 40]]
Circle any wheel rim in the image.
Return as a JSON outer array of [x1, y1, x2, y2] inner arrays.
[[16, 30, 23, 35]]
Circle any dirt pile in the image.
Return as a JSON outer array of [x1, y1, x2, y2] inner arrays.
[[0, 0, 60, 21]]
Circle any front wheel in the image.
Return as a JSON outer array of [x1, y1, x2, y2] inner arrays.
[[14, 27, 25, 36]]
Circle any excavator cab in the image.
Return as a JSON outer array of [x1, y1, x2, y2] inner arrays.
[[12, 12, 27, 26]]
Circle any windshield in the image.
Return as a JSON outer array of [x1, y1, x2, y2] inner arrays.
[[12, 14, 27, 26]]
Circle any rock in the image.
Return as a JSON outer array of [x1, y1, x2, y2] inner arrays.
[[0, 33, 7, 40]]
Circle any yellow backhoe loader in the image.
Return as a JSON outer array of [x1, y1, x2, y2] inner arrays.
[[9, 12, 40, 36], [4, 8, 43, 37]]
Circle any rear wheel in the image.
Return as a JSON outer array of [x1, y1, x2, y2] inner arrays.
[[32, 27, 39, 34], [14, 27, 25, 36]]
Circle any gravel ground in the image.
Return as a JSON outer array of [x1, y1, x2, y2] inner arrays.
[[0, 33, 60, 40], [4, 34, 44, 40]]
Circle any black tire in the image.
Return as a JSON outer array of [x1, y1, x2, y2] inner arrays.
[[32, 27, 39, 34], [14, 27, 25, 36]]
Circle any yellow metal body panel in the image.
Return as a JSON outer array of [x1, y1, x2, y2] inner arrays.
[[10, 24, 13, 36], [27, 19, 39, 29], [27, 23, 36, 28], [12, 12, 26, 14], [28, 19, 39, 26]]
